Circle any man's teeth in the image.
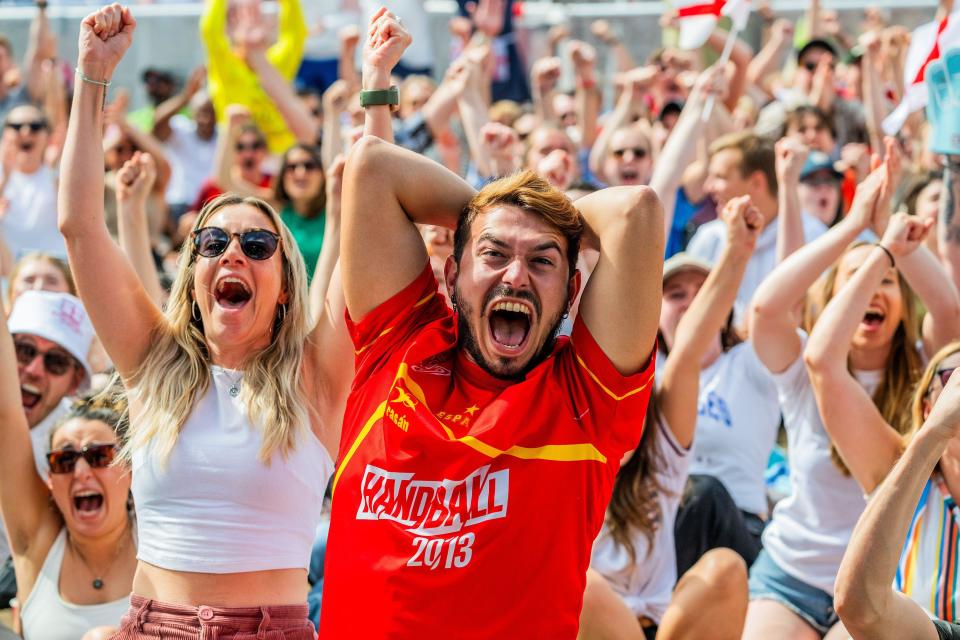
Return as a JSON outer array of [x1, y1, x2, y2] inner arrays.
[[492, 301, 530, 315], [21, 384, 39, 395]]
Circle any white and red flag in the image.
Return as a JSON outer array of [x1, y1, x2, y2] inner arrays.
[[674, 0, 751, 50], [883, 11, 960, 134]]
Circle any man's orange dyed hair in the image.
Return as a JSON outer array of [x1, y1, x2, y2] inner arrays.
[[454, 170, 583, 277]]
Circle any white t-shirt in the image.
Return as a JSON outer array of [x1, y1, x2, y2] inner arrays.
[[760, 332, 877, 595], [689, 342, 781, 517], [591, 419, 691, 624], [163, 115, 218, 207], [687, 213, 828, 324], [1, 166, 66, 259]]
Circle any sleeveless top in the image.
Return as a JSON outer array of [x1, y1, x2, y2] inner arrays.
[[20, 529, 130, 640], [131, 366, 332, 573]]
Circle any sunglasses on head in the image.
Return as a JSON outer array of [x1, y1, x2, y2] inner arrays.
[[5, 121, 47, 133], [193, 226, 280, 261], [47, 443, 117, 474], [612, 147, 649, 159], [236, 141, 265, 153], [14, 340, 75, 376], [286, 160, 320, 173]]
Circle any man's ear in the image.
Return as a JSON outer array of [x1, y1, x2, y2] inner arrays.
[[444, 255, 459, 301], [568, 269, 583, 314]]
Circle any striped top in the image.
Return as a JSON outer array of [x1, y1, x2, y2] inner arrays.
[[896, 473, 960, 622]]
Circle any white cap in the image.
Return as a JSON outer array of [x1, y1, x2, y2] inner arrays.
[[8, 291, 94, 388], [662, 252, 712, 284]]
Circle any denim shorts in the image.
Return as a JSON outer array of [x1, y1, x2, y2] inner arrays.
[[748, 549, 838, 635]]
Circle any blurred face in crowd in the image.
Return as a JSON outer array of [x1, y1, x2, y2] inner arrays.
[[299, 92, 322, 129], [235, 130, 267, 177], [798, 170, 841, 225], [553, 93, 577, 129], [833, 244, 904, 354], [915, 180, 943, 227], [192, 204, 287, 353], [659, 268, 706, 351], [5, 105, 50, 174], [15, 333, 82, 428], [603, 127, 653, 186], [399, 78, 434, 120], [923, 350, 960, 421], [281, 147, 324, 203], [104, 134, 137, 172], [513, 113, 540, 144], [795, 47, 835, 95], [193, 97, 217, 141], [143, 72, 175, 106], [705, 148, 754, 210], [525, 127, 576, 172], [446, 205, 578, 379], [47, 418, 130, 539], [786, 113, 836, 154], [10, 256, 72, 304]]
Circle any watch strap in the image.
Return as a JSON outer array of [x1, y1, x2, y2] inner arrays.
[[359, 86, 399, 108]]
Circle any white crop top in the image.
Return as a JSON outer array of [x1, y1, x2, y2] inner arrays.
[[20, 529, 130, 640], [131, 366, 332, 573]]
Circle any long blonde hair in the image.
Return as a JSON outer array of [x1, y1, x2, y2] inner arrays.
[[118, 194, 311, 466], [804, 241, 923, 475]]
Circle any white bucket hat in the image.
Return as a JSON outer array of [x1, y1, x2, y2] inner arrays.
[[8, 291, 94, 389]]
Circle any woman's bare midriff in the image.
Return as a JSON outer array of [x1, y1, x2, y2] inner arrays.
[[133, 561, 309, 607]]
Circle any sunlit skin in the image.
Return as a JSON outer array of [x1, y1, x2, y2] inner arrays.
[[603, 127, 653, 186], [444, 206, 580, 379], [658, 269, 722, 366], [525, 128, 576, 171], [704, 148, 754, 211], [833, 245, 904, 364], [10, 257, 72, 303], [192, 205, 287, 368], [282, 148, 324, 208], [15, 333, 83, 428], [915, 180, 943, 254], [5, 105, 49, 174], [794, 48, 835, 95], [553, 93, 577, 128], [798, 173, 841, 225], [399, 79, 434, 120], [46, 418, 131, 541]]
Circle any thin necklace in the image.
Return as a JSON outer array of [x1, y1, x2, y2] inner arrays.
[[67, 527, 131, 590], [224, 369, 242, 398]]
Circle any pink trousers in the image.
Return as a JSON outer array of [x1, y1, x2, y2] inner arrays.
[[110, 594, 316, 640]]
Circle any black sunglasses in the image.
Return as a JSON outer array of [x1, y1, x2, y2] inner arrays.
[[14, 340, 75, 376], [5, 121, 47, 133], [803, 61, 836, 72], [612, 147, 649, 159], [47, 443, 117, 474], [937, 367, 958, 387], [236, 141, 265, 152], [286, 160, 320, 173], [193, 226, 280, 261]]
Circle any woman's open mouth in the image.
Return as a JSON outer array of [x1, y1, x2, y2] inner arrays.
[[72, 490, 105, 520], [214, 278, 252, 310], [860, 309, 885, 331]]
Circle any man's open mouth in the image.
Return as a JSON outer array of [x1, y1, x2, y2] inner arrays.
[[488, 301, 532, 349], [21, 385, 40, 409], [214, 278, 252, 309], [619, 167, 640, 183]]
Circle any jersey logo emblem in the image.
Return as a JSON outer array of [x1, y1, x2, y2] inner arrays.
[[392, 387, 419, 410]]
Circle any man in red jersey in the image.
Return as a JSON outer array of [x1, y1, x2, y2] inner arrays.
[[319, 10, 663, 639]]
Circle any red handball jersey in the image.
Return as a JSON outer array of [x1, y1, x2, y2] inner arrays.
[[319, 264, 654, 639]]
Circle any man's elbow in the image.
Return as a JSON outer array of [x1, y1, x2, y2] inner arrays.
[[618, 185, 664, 236], [346, 135, 390, 181]]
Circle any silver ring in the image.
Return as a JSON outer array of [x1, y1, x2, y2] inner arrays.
[[396, 16, 404, 25]]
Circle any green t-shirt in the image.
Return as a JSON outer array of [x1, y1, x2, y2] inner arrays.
[[280, 204, 326, 281]]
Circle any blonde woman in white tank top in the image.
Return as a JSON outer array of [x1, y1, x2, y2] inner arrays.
[[58, 5, 355, 637], [0, 295, 135, 639]]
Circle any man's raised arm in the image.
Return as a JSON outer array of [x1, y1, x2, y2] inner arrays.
[[341, 138, 475, 321], [575, 186, 664, 375]]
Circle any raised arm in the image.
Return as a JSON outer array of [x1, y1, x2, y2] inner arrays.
[[833, 376, 960, 640], [0, 297, 58, 559], [58, 4, 163, 380], [576, 186, 664, 375], [265, 0, 307, 78], [342, 137, 475, 319], [152, 66, 205, 142], [660, 196, 759, 447], [569, 40, 600, 150], [23, 1, 57, 104], [530, 57, 561, 124], [116, 152, 165, 306], [588, 67, 653, 181], [750, 165, 881, 373], [704, 28, 752, 113], [361, 8, 411, 143], [746, 20, 792, 98], [804, 214, 932, 493], [591, 20, 636, 73], [774, 137, 808, 263], [321, 80, 349, 172]]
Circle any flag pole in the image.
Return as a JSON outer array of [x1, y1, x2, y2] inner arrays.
[[701, 25, 739, 122]]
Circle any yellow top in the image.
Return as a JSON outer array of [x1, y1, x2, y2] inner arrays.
[[199, 0, 307, 154]]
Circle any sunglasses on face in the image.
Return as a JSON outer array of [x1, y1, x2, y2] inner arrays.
[[803, 61, 836, 73], [47, 443, 117, 474], [236, 141, 265, 153], [286, 160, 320, 173], [612, 147, 649, 159], [192, 226, 280, 261], [14, 341, 75, 376], [937, 367, 958, 387], [5, 121, 47, 134]]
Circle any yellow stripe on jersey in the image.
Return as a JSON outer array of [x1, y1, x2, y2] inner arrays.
[[574, 353, 654, 402], [332, 400, 387, 494]]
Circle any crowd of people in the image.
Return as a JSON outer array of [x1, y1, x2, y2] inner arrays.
[[0, 0, 960, 638]]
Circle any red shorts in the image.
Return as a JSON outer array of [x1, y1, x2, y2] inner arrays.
[[110, 594, 316, 639]]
